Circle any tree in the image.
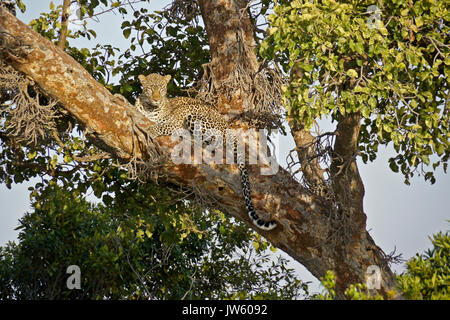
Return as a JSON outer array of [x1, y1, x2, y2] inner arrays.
[[0, 0, 447, 299], [0, 182, 306, 299], [314, 228, 450, 300]]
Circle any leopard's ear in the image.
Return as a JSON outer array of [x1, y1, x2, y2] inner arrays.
[[164, 74, 172, 83], [138, 75, 146, 83]]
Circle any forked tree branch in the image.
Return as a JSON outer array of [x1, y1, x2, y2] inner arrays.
[[0, 7, 398, 298], [330, 112, 366, 227]]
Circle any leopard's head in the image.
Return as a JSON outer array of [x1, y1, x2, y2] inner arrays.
[[138, 73, 171, 107]]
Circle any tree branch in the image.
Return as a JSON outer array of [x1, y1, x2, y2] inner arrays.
[[57, 0, 71, 50], [0, 6, 398, 298], [330, 112, 366, 228], [287, 116, 327, 192]]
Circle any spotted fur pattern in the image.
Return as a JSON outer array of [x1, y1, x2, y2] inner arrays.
[[136, 73, 276, 230]]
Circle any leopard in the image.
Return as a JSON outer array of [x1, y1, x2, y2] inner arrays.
[[135, 73, 277, 231]]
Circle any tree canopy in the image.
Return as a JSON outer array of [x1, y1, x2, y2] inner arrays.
[[0, 181, 307, 299], [262, 0, 448, 185]]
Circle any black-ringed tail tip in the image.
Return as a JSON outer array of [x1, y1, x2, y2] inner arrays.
[[249, 210, 277, 231]]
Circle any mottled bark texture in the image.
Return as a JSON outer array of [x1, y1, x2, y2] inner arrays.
[[0, 5, 398, 299], [198, 0, 260, 116]]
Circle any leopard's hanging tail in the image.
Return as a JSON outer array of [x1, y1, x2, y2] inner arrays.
[[186, 116, 277, 231], [236, 155, 277, 231]]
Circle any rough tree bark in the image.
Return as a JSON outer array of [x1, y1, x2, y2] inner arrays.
[[0, 4, 399, 299], [199, 0, 257, 103], [57, 0, 71, 50]]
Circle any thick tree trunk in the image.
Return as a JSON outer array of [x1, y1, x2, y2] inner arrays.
[[0, 6, 398, 298], [198, 0, 260, 116]]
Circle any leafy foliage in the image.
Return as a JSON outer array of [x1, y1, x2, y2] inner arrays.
[[261, 0, 449, 184], [313, 270, 384, 300], [1, 1, 209, 191], [0, 0, 307, 300], [314, 270, 336, 300], [315, 228, 450, 300], [1, 0, 449, 301], [397, 230, 450, 300], [114, 7, 210, 100], [0, 181, 307, 299]]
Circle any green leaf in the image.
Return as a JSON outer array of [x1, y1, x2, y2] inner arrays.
[[17, 1, 26, 12], [123, 84, 133, 93], [123, 28, 131, 39], [415, 16, 424, 28], [88, 29, 97, 38], [389, 160, 399, 173], [346, 69, 358, 78], [354, 42, 364, 55], [63, 155, 72, 163]]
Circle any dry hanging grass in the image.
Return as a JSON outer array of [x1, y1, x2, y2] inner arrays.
[[0, 59, 59, 146]]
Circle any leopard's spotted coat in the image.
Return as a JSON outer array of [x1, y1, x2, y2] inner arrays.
[[136, 73, 276, 230]]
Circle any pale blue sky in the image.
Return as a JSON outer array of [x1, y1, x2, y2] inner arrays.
[[1, 0, 448, 293]]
